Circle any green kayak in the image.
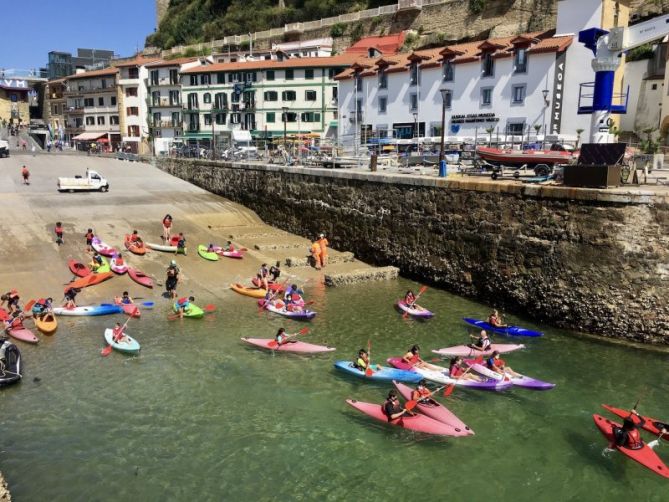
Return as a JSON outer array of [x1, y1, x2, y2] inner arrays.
[[97, 257, 111, 274], [173, 302, 204, 319], [197, 245, 219, 261]]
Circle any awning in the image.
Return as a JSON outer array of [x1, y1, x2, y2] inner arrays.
[[73, 132, 106, 141], [232, 130, 253, 142]]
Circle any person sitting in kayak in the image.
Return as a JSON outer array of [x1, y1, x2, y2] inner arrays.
[[449, 356, 482, 381], [402, 345, 443, 371], [411, 379, 438, 405], [63, 288, 79, 309], [259, 264, 270, 290], [4, 311, 26, 333], [129, 230, 143, 244], [404, 290, 417, 307], [269, 261, 281, 282], [176, 233, 186, 255], [114, 253, 125, 266], [176, 296, 195, 319], [488, 310, 507, 328], [119, 291, 133, 305], [90, 252, 103, 272], [353, 349, 371, 371], [486, 351, 521, 378], [207, 243, 216, 253], [112, 322, 130, 344], [613, 410, 646, 450], [469, 330, 492, 351], [383, 390, 414, 422], [275, 328, 297, 346], [32, 298, 53, 319], [223, 241, 235, 252]]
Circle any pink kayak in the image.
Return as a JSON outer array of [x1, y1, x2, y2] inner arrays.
[[346, 399, 464, 436], [241, 337, 335, 354], [213, 246, 244, 259], [110, 256, 128, 274], [91, 237, 117, 257], [7, 326, 39, 344], [128, 267, 153, 288], [432, 344, 525, 358], [393, 381, 473, 435], [113, 299, 140, 318]]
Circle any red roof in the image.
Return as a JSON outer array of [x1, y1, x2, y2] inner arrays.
[[181, 54, 358, 74], [145, 57, 200, 68], [113, 56, 160, 68], [344, 32, 405, 56], [66, 67, 119, 80]]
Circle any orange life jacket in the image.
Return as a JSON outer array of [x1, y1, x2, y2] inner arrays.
[[627, 428, 643, 449]]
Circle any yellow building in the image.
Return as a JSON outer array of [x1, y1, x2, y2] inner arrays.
[[0, 79, 31, 126]]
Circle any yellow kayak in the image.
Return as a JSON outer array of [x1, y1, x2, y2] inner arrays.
[[35, 313, 58, 335], [230, 283, 267, 299]]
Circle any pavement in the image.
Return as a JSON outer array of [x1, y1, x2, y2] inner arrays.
[[0, 153, 380, 305]]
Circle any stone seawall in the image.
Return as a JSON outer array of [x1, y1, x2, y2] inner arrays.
[[0, 471, 10, 501], [155, 159, 669, 344]]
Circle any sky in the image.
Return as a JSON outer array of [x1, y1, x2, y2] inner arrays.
[[0, 0, 157, 72]]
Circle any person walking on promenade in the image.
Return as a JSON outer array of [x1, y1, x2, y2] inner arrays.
[[21, 165, 30, 185], [162, 214, 173, 241], [317, 233, 329, 268]]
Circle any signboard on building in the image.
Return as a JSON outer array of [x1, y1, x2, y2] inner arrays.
[[550, 52, 566, 134], [451, 113, 499, 124], [0, 79, 28, 90]]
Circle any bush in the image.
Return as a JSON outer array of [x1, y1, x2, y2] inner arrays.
[[350, 22, 365, 43], [330, 23, 346, 37], [626, 43, 655, 62], [469, 0, 486, 15]]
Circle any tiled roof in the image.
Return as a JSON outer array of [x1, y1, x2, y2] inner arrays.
[[527, 35, 573, 54], [66, 67, 119, 80], [181, 54, 359, 74], [113, 56, 161, 68], [145, 57, 200, 68], [344, 32, 405, 56]]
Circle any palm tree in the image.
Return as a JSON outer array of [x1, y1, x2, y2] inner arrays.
[[485, 127, 494, 146]]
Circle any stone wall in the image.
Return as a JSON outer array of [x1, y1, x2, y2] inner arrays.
[[0, 471, 10, 502], [156, 158, 669, 344]]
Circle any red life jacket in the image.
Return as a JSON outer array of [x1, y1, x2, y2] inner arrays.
[[627, 429, 643, 449], [411, 388, 430, 400], [408, 354, 420, 364], [177, 297, 188, 306]]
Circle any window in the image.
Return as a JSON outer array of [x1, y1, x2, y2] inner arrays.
[[189, 75, 198, 86], [85, 116, 95, 125], [378, 127, 388, 138], [169, 90, 180, 105], [285, 69, 294, 80], [110, 116, 119, 125], [97, 116, 105, 125], [215, 113, 226, 125], [231, 91, 239, 104], [283, 112, 297, 122], [150, 70, 159, 86], [514, 48, 527, 74], [506, 122, 525, 135], [170, 69, 179, 85], [201, 74, 211, 85], [332, 86, 338, 103], [442, 89, 452, 109], [217, 72, 226, 84], [204, 113, 212, 126], [84, 98, 94, 107], [153, 112, 161, 125], [652, 83, 658, 90], [512, 84, 526, 104], [305, 90, 317, 101], [328, 68, 337, 79], [111, 96, 117, 106], [266, 70, 275, 81], [409, 63, 418, 86], [128, 68, 139, 79], [379, 96, 387, 113], [171, 112, 180, 126], [443, 61, 454, 82], [305, 68, 314, 80], [431, 123, 443, 136], [187, 93, 199, 110], [282, 90, 296, 101], [410, 93, 418, 111], [230, 113, 241, 124], [214, 92, 227, 109], [264, 91, 278, 101], [98, 97, 104, 106], [482, 53, 494, 77], [481, 87, 492, 106], [379, 69, 387, 89], [355, 76, 362, 92], [244, 72, 256, 83], [300, 112, 321, 122], [126, 87, 138, 97], [152, 91, 161, 106], [126, 107, 139, 116], [203, 93, 211, 104], [128, 125, 140, 137], [266, 112, 275, 123]]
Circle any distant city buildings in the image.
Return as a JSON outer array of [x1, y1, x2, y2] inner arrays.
[[47, 48, 115, 80]]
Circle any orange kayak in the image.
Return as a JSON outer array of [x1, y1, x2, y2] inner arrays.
[[124, 235, 147, 255], [64, 271, 113, 292]]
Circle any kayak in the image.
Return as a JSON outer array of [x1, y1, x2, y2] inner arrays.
[[465, 361, 555, 390], [241, 337, 336, 354], [128, 267, 153, 288], [230, 283, 267, 299], [463, 317, 544, 337], [260, 301, 316, 320], [0, 339, 21, 387], [52, 304, 123, 316], [64, 271, 113, 291], [387, 357, 511, 391], [124, 235, 147, 255], [103, 328, 141, 354], [214, 247, 244, 259], [7, 325, 39, 344], [96, 257, 111, 274], [593, 413, 669, 479], [251, 278, 284, 291], [393, 381, 473, 435], [197, 245, 219, 261], [91, 237, 117, 257], [173, 302, 204, 319], [345, 399, 463, 436], [432, 343, 525, 358], [68, 259, 91, 278], [334, 360, 422, 383], [396, 300, 434, 319], [110, 256, 128, 274], [34, 313, 58, 334], [114, 299, 141, 318], [602, 405, 669, 442], [146, 236, 186, 254]]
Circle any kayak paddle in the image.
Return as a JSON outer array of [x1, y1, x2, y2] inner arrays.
[[267, 327, 310, 349], [443, 357, 483, 396], [365, 339, 374, 377], [648, 430, 668, 449], [404, 383, 449, 411], [101, 309, 136, 356], [23, 299, 36, 312]]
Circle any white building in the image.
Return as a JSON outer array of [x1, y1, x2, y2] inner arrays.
[[214, 37, 334, 64]]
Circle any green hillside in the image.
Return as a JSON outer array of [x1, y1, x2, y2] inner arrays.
[[147, 0, 397, 49]]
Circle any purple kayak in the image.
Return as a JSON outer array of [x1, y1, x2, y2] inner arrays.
[[396, 300, 434, 319], [465, 361, 555, 390], [432, 343, 525, 358], [257, 300, 316, 320]]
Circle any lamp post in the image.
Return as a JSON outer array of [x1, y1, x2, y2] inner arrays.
[[282, 105, 288, 157], [541, 89, 550, 149], [438, 89, 448, 169], [413, 110, 418, 142]]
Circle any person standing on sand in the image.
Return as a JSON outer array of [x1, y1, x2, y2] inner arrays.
[[166, 260, 179, 299], [317, 233, 329, 268], [21, 165, 30, 185], [54, 222, 64, 245], [85, 228, 94, 252], [162, 214, 173, 241]]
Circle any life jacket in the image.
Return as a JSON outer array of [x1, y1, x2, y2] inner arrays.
[[55, 226, 63, 234], [22, 167, 29, 176], [85, 232, 94, 240], [407, 353, 420, 364], [354, 357, 368, 370], [412, 388, 430, 401], [121, 297, 131, 305], [177, 297, 189, 307], [627, 428, 643, 450], [450, 365, 464, 377], [310, 243, 321, 255], [116, 257, 124, 266]]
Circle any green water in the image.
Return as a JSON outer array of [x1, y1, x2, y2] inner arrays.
[[1, 279, 667, 501]]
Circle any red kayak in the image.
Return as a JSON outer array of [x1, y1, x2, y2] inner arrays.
[[593, 414, 669, 479], [68, 259, 91, 278], [602, 405, 668, 443], [346, 399, 464, 436], [241, 337, 335, 354], [128, 267, 153, 288], [64, 271, 113, 292], [7, 324, 39, 344], [251, 278, 284, 291], [393, 381, 473, 435]]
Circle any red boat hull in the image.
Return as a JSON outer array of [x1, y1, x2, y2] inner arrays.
[[476, 146, 573, 166]]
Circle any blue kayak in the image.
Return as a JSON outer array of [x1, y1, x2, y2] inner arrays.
[[52, 305, 123, 316], [463, 318, 544, 338], [333, 361, 422, 383]]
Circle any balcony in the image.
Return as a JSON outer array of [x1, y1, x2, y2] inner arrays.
[[152, 120, 178, 129], [152, 97, 181, 108], [148, 77, 180, 87], [65, 107, 85, 115], [66, 86, 115, 96], [242, 101, 256, 111]]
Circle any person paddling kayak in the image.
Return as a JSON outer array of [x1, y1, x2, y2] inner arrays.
[[116, 291, 134, 305], [176, 296, 195, 319], [411, 379, 438, 405], [353, 349, 371, 371], [469, 330, 492, 351], [275, 328, 298, 346], [112, 322, 131, 344], [488, 310, 507, 328], [383, 390, 415, 422], [486, 351, 521, 378], [449, 356, 483, 381], [402, 345, 442, 371], [612, 410, 647, 450]]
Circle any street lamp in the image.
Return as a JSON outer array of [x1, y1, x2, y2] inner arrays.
[[541, 89, 550, 149], [413, 111, 418, 139], [438, 89, 449, 167], [282, 105, 288, 149]]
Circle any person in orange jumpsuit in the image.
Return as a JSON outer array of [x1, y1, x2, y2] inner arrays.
[[317, 233, 329, 268], [310, 241, 321, 270]]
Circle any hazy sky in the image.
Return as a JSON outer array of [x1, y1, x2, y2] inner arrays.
[[1, 0, 157, 71]]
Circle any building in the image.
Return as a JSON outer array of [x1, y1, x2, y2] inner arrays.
[[115, 56, 160, 154], [336, 0, 632, 149], [0, 79, 31, 125], [47, 48, 115, 80], [179, 54, 357, 146], [62, 67, 121, 150], [344, 32, 406, 58], [214, 38, 334, 64], [44, 78, 67, 141], [145, 57, 204, 155]]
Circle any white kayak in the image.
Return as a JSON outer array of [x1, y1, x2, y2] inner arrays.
[[103, 328, 141, 354], [466, 362, 555, 391]]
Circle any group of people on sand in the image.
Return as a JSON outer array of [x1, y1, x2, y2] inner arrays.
[[309, 233, 329, 270]]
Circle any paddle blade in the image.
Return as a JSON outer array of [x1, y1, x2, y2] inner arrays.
[[648, 440, 660, 449], [101, 345, 113, 357], [298, 327, 310, 335], [443, 384, 455, 397], [418, 285, 428, 295], [24, 299, 36, 312], [404, 400, 418, 411], [141, 301, 155, 308], [204, 304, 216, 312], [365, 367, 374, 377]]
